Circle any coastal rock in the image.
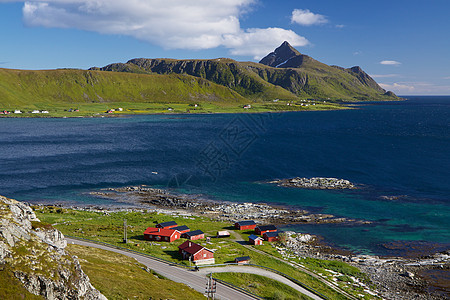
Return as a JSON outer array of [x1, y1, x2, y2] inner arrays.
[[0, 195, 106, 300], [270, 177, 356, 189]]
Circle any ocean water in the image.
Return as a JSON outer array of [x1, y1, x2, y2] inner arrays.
[[1, 96, 449, 256]]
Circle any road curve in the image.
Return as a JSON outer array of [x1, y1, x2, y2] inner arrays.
[[199, 266, 322, 300], [66, 238, 257, 300]]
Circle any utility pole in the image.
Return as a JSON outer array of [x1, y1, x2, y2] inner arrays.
[[123, 219, 127, 243], [205, 273, 216, 299]]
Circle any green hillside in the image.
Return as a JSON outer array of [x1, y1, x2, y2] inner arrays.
[[0, 68, 247, 109], [92, 42, 398, 102]]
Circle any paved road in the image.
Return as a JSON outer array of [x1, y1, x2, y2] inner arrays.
[[199, 266, 322, 300], [67, 238, 256, 300]]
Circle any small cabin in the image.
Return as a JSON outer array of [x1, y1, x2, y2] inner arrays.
[[143, 227, 180, 242], [156, 221, 178, 229], [234, 220, 256, 230], [263, 231, 280, 242], [216, 230, 231, 238], [255, 225, 277, 236], [171, 225, 190, 234], [234, 256, 251, 264], [182, 230, 204, 240], [248, 234, 263, 246], [178, 241, 215, 265]]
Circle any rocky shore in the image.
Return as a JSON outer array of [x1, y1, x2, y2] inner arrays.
[[269, 177, 356, 189], [89, 185, 369, 225]]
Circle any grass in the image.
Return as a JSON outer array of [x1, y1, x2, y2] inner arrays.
[[66, 244, 204, 300], [34, 206, 377, 299], [213, 272, 312, 300], [0, 264, 44, 300]]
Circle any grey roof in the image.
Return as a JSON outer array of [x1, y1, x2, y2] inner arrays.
[[157, 221, 177, 228], [256, 225, 277, 231], [248, 234, 262, 240], [235, 220, 256, 226], [183, 230, 204, 237], [172, 225, 190, 232], [263, 231, 280, 238], [235, 256, 251, 262]]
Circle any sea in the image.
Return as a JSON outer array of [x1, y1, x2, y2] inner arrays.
[[1, 96, 449, 257]]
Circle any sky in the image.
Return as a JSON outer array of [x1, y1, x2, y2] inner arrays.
[[1, 0, 449, 95]]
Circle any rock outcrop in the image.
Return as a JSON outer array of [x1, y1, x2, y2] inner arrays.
[[0, 195, 107, 300]]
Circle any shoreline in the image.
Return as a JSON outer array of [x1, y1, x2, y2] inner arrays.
[[30, 184, 449, 299]]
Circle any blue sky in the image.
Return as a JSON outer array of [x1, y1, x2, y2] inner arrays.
[[1, 0, 449, 95]]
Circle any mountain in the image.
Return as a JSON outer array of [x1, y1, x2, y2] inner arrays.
[[92, 42, 397, 101]]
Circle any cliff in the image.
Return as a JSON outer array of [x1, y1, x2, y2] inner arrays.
[[0, 195, 106, 300]]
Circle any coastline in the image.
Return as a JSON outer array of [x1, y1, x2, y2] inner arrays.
[[32, 184, 449, 299]]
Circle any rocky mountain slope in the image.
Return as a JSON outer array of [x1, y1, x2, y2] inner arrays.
[[92, 41, 397, 101], [0, 195, 106, 299]]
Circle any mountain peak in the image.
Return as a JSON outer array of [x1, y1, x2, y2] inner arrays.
[[259, 41, 305, 68]]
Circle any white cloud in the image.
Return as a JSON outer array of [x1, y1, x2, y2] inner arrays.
[[380, 60, 401, 66], [379, 82, 415, 93], [335, 24, 345, 29], [370, 74, 400, 78], [2, 0, 309, 58], [443, 76, 450, 80], [379, 81, 450, 95], [291, 9, 328, 26]]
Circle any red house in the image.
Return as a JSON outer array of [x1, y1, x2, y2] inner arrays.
[[143, 227, 180, 242], [178, 241, 215, 265], [234, 256, 251, 264], [263, 231, 280, 242], [234, 220, 256, 230], [156, 221, 178, 229], [248, 234, 263, 246], [255, 225, 277, 235], [171, 225, 190, 234], [181, 230, 204, 240]]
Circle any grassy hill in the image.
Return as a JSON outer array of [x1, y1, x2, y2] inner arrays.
[[0, 68, 248, 110]]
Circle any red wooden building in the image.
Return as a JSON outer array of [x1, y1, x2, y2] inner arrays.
[[181, 229, 204, 240], [234, 256, 251, 264], [143, 227, 180, 242], [248, 234, 263, 246], [156, 221, 178, 229], [178, 241, 215, 265], [234, 220, 256, 230], [263, 231, 280, 242], [255, 225, 277, 235]]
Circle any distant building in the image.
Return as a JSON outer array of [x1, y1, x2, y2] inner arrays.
[[234, 220, 256, 230], [216, 230, 231, 238], [181, 229, 204, 240], [255, 225, 277, 236], [143, 227, 180, 242], [14, 110, 22, 114], [156, 221, 178, 229], [234, 256, 251, 264], [171, 225, 190, 234], [263, 231, 280, 242], [248, 234, 263, 246], [178, 241, 214, 265]]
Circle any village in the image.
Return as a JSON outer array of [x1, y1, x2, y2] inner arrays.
[[143, 219, 281, 265]]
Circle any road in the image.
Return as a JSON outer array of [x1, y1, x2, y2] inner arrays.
[[199, 266, 322, 300], [67, 238, 257, 300]]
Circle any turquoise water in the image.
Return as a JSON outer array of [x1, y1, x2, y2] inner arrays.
[[1, 96, 449, 255]]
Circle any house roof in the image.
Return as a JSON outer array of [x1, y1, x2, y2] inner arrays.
[[263, 231, 280, 238], [156, 221, 177, 228], [178, 241, 209, 255], [144, 227, 178, 237], [235, 256, 251, 262], [256, 225, 277, 231], [172, 225, 190, 232], [235, 220, 256, 226], [183, 229, 204, 237], [248, 234, 263, 241]]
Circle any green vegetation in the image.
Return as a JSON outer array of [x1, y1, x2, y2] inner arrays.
[[34, 206, 379, 299], [0, 264, 44, 300], [66, 244, 204, 300], [213, 272, 311, 300]]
